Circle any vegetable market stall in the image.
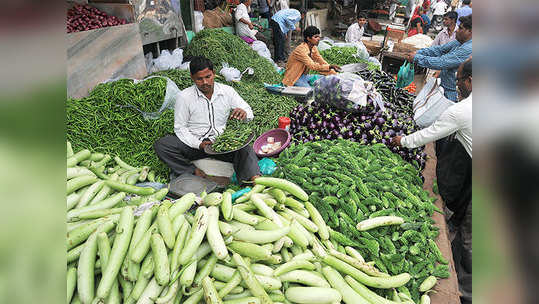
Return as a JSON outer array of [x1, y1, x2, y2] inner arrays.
[[66, 23, 462, 303]]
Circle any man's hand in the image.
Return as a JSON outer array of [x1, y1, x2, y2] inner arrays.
[[199, 140, 212, 150], [330, 65, 341, 72], [433, 70, 441, 78], [406, 51, 417, 62], [230, 108, 247, 120], [248, 23, 254, 30], [391, 136, 403, 147]]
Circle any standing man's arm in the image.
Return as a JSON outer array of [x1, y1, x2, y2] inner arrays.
[[413, 43, 471, 70], [174, 92, 205, 150], [416, 40, 456, 57], [392, 109, 461, 148]]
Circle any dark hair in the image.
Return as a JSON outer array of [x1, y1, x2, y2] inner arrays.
[[462, 0, 471, 5], [461, 59, 472, 79], [444, 11, 458, 20], [189, 56, 214, 75], [459, 15, 472, 30], [299, 8, 307, 15], [303, 26, 320, 42], [357, 12, 368, 20]]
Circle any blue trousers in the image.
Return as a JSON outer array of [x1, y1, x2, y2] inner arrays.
[[294, 75, 314, 87]]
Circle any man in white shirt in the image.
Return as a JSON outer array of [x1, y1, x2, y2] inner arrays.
[[154, 56, 261, 182], [345, 12, 368, 44], [392, 59, 472, 303], [235, 0, 266, 42]]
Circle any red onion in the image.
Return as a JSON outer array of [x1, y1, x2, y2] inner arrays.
[[67, 4, 128, 33]]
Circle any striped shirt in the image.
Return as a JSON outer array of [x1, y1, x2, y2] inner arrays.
[[414, 39, 472, 101]]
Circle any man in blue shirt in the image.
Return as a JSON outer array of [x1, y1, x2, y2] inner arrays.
[[270, 8, 305, 64], [407, 14, 472, 102], [455, 0, 472, 25]]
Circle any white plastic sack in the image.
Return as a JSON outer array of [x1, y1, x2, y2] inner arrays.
[[219, 63, 242, 82], [194, 11, 204, 33], [153, 50, 172, 71], [402, 34, 433, 49], [413, 77, 455, 127], [251, 41, 272, 61], [151, 48, 186, 72], [313, 73, 385, 112], [334, 41, 369, 61], [318, 37, 335, 52]]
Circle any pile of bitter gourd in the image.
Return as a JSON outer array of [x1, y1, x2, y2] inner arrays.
[[273, 140, 449, 302]]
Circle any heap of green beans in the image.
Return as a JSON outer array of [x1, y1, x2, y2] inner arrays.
[[184, 28, 282, 84], [67, 70, 194, 180], [211, 119, 253, 152], [231, 81, 298, 137]]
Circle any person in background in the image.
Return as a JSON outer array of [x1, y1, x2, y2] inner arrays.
[[258, 0, 271, 19], [154, 56, 260, 183], [203, 0, 234, 29], [270, 0, 289, 15], [282, 26, 340, 87], [450, 0, 459, 11], [422, 0, 431, 18], [391, 58, 473, 304], [420, 8, 431, 34], [432, 11, 457, 46], [455, 0, 472, 25], [270, 8, 304, 65], [345, 12, 368, 43], [235, 0, 267, 43], [406, 14, 472, 101], [407, 6, 425, 36]]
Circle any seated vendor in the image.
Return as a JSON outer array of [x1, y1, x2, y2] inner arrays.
[[203, 0, 233, 29], [282, 26, 340, 87], [345, 12, 368, 43], [154, 56, 261, 183], [235, 0, 268, 43]]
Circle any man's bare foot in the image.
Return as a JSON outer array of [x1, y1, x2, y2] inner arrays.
[[194, 168, 207, 178]]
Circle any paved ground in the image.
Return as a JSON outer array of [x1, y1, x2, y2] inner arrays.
[[421, 142, 462, 304]]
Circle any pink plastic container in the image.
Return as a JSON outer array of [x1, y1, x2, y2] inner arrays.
[[253, 128, 291, 158]]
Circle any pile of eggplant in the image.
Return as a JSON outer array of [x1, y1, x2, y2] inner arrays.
[[289, 70, 427, 169]]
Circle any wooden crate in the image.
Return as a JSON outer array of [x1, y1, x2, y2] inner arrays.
[[362, 40, 382, 56], [67, 23, 147, 99], [393, 42, 420, 53]]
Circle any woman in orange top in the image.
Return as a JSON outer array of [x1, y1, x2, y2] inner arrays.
[[282, 26, 341, 87]]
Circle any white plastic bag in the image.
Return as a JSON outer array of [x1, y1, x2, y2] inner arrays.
[[251, 41, 272, 61], [170, 48, 184, 69], [413, 77, 455, 127], [151, 48, 186, 72], [194, 11, 204, 33], [313, 73, 385, 112], [219, 63, 242, 82], [153, 50, 173, 71], [318, 37, 335, 52], [333, 41, 369, 61]]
